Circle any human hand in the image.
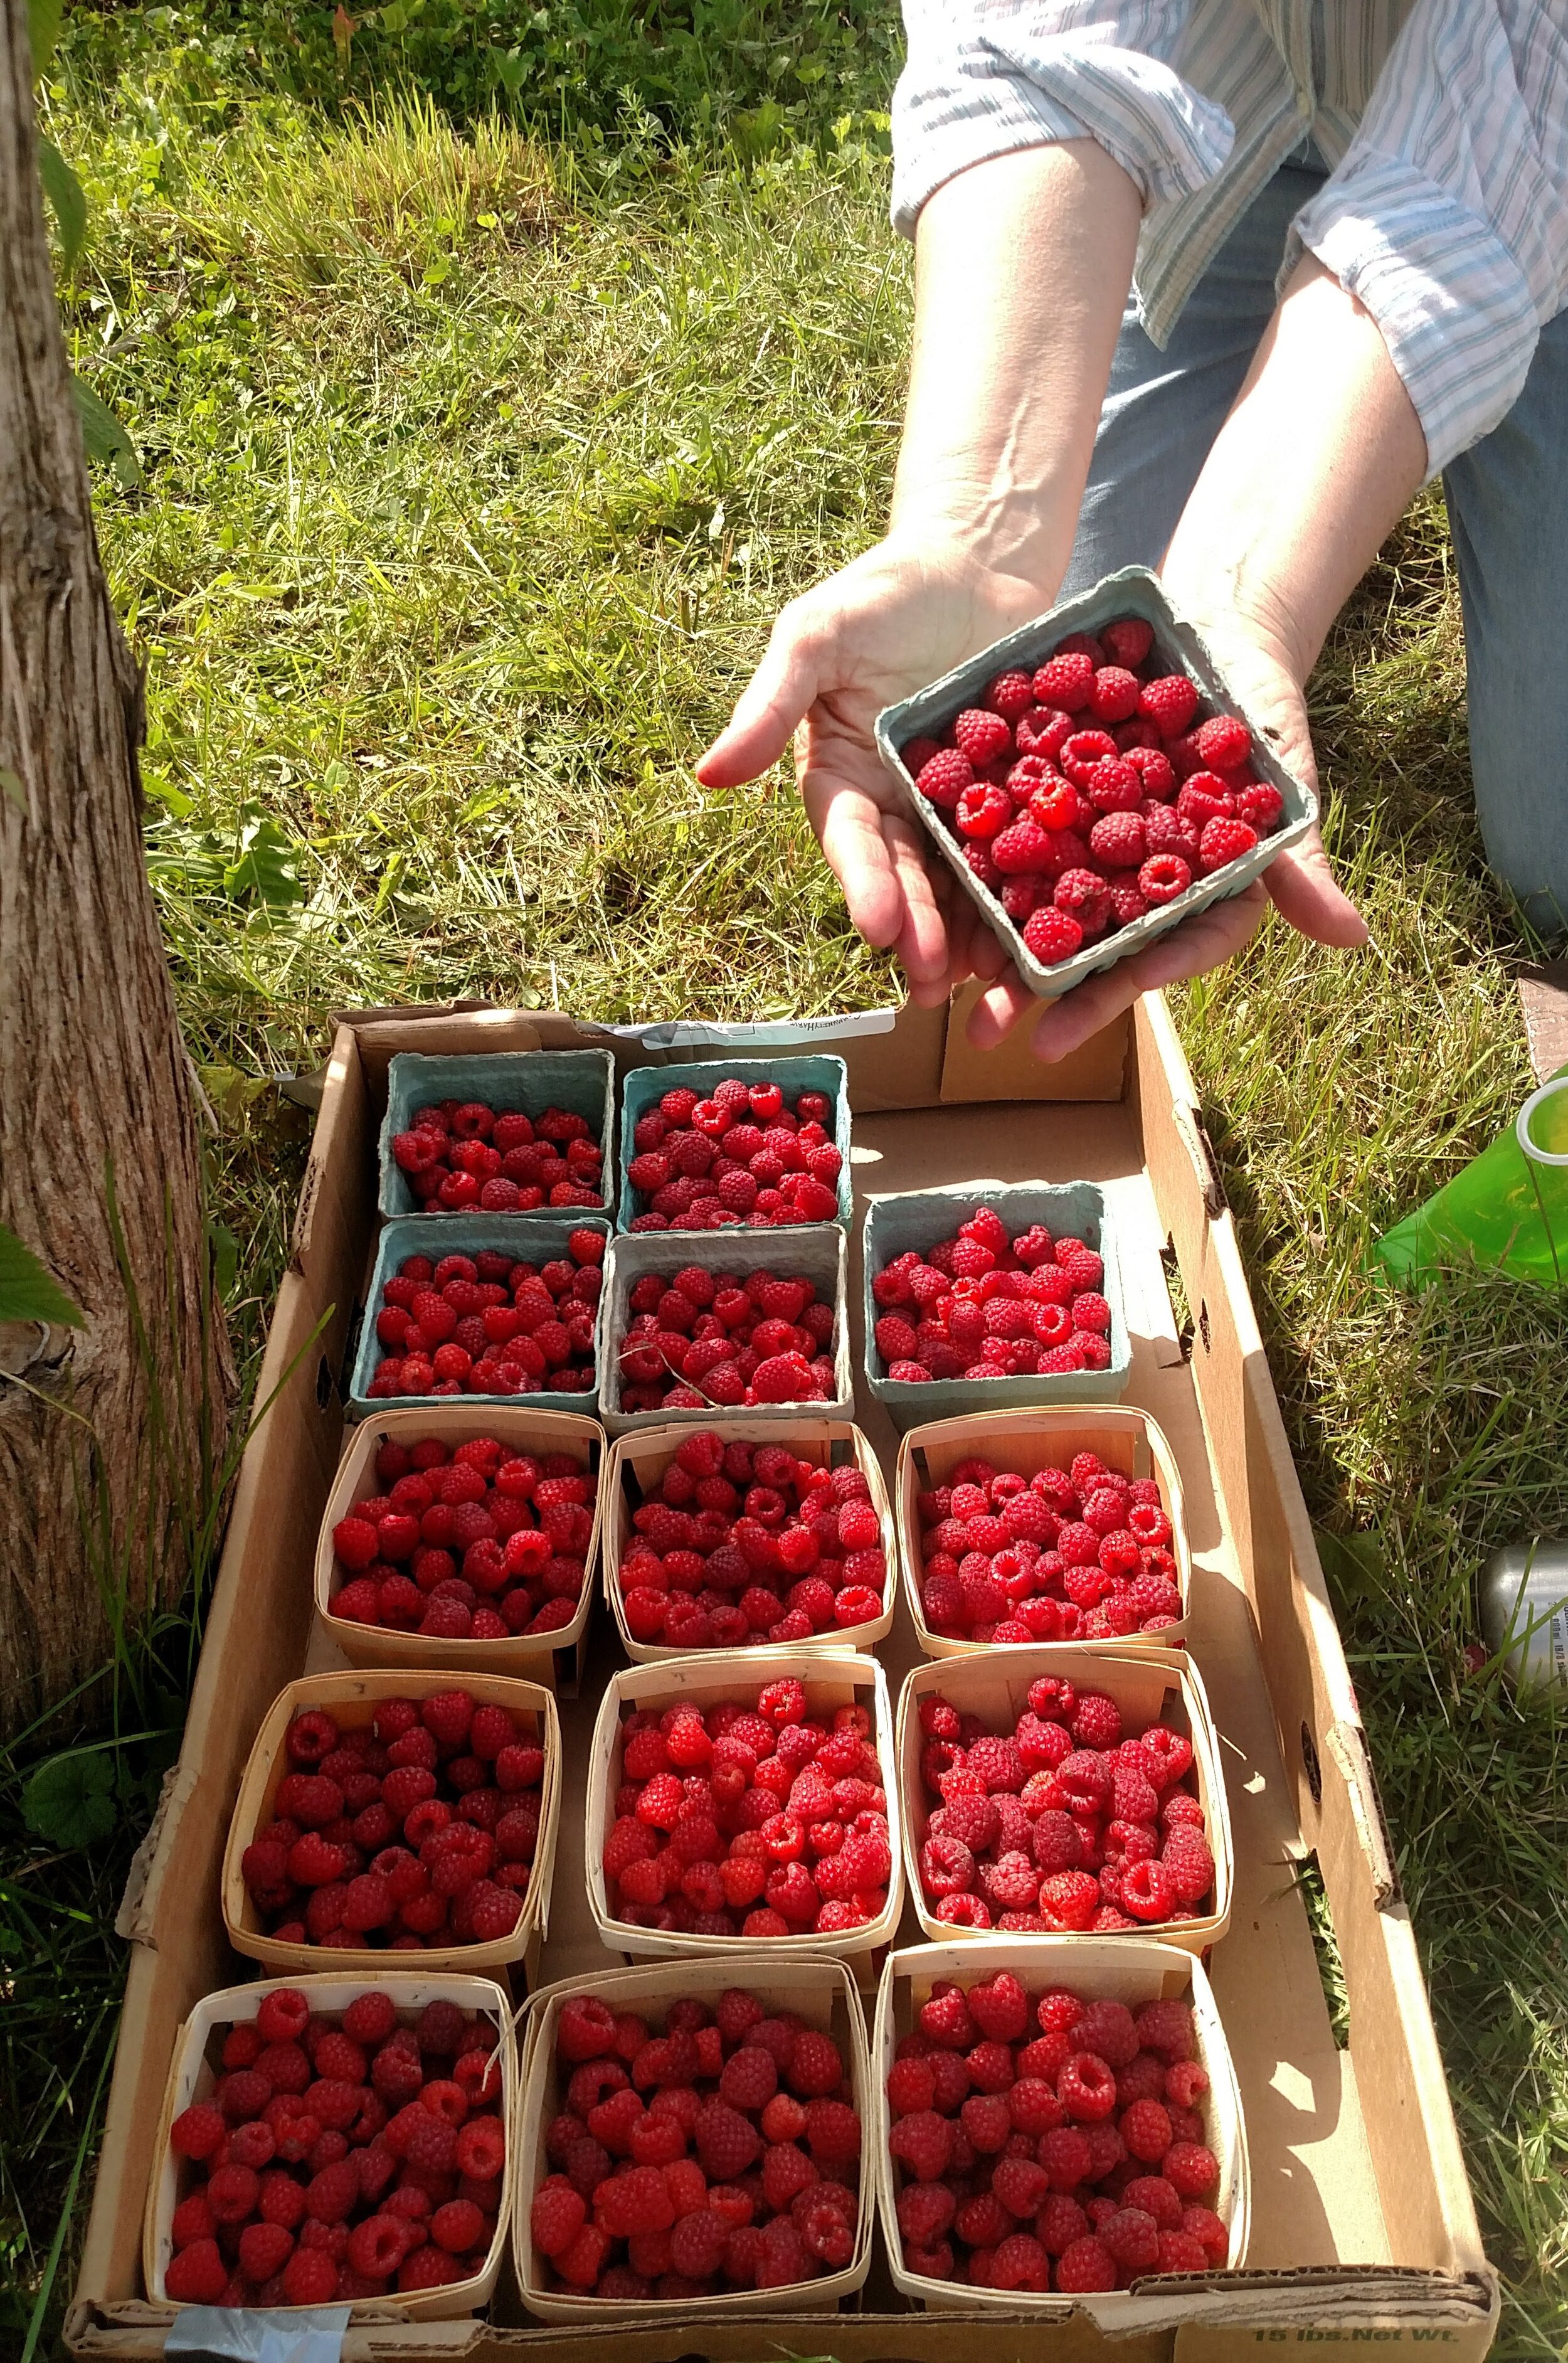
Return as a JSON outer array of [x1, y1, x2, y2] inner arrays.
[[960, 609, 1368, 1062], [694, 534, 1051, 1007]]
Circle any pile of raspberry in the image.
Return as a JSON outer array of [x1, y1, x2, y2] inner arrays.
[[887, 1968, 1226, 2293], [329, 1433, 593, 1643], [914, 1675, 1213, 1933], [531, 1985, 861, 2299], [618, 1428, 886, 1649], [903, 615, 1285, 970], [162, 1989, 506, 2307], [601, 1677, 892, 1940], [873, 1203, 1113, 1384], [627, 1078, 841, 1231], [366, 1233, 602, 1401], [239, 1691, 545, 1950], [915, 1448, 1180, 1642], [391, 1098, 603, 1210], [616, 1266, 837, 1415]]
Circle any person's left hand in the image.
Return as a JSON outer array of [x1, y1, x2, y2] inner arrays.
[[958, 610, 1368, 1061]]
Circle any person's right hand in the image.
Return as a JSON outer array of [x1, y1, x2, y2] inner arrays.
[[695, 532, 1051, 1007]]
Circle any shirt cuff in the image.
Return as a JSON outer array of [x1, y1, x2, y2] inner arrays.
[[891, 24, 1233, 238], [1290, 154, 1544, 479]]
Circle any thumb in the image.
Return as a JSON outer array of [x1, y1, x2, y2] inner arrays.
[[696, 610, 821, 790], [1265, 832, 1369, 946]]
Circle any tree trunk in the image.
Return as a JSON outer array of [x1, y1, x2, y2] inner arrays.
[[0, 0, 234, 1736]]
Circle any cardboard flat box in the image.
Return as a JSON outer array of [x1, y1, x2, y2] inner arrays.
[[68, 990, 1499, 2361]]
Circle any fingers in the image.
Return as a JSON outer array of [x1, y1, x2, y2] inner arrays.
[[886, 815, 953, 987], [1265, 834, 1369, 946], [694, 607, 820, 789], [810, 783, 908, 952]]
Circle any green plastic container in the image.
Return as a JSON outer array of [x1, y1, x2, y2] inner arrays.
[[1374, 1071, 1568, 1290], [874, 566, 1316, 1004], [862, 1181, 1131, 1435], [348, 1213, 610, 1421], [378, 1050, 614, 1222], [600, 1223, 853, 1439], [617, 1054, 852, 1233]]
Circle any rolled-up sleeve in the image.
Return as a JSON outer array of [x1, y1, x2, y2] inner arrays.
[[1290, 1, 1568, 476], [891, 1, 1235, 236]]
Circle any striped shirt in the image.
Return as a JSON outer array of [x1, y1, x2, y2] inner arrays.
[[891, 4, 1568, 475]]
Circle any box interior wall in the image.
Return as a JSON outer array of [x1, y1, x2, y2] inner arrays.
[[68, 992, 1498, 2363]]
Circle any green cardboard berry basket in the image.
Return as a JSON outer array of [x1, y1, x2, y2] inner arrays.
[[862, 1180, 1130, 1435], [600, 1221, 854, 1438], [873, 565, 1317, 1002], [347, 1213, 610, 1422], [617, 1052, 852, 1234], [378, 1049, 614, 1222]]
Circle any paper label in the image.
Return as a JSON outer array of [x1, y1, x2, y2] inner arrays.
[[166, 2305, 350, 2363], [596, 1009, 897, 1049]]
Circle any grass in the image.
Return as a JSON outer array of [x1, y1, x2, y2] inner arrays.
[[5, 19, 1567, 2356]]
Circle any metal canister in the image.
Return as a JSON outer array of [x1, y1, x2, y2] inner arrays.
[[1477, 1541, 1568, 1685]]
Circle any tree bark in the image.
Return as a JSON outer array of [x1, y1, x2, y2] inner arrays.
[[0, 0, 234, 1736]]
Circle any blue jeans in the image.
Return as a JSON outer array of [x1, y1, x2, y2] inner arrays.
[[1062, 153, 1568, 934]]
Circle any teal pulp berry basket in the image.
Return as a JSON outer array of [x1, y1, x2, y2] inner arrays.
[[617, 1053, 852, 1233], [873, 566, 1316, 1002], [600, 1221, 854, 1439], [861, 1181, 1130, 1435], [348, 1213, 611, 1422], [378, 1050, 614, 1222]]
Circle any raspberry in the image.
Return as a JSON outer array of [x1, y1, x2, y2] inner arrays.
[[1101, 2205, 1161, 2270], [1022, 906, 1083, 965], [914, 748, 975, 809], [984, 667, 1036, 721], [967, 1971, 1029, 2042], [1056, 2233, 1116, 2292], [1164, 2140, 1219, 2198], [1197, 814, 1259, 873], [1237, 780, 1285, 832], [1032, 652, 1093, 712], [283, 2247, 341, 2305], [170, 2101, 226, 2160], [694, 2100, 761, 2180], [887, 2110, 952, 2182], [886, 2056, 936, 2117], [1089, 664, 1141, 723], [956, 780, 1012, 840], [918, 1986, 975, 2051], [1088, 809, 1146, 869], [164, 2239, 230, 2303], [1136, 2000, 1196, 2061], [1138, 674, 1198, 737], [953, 708, 1013, 766], [718, 2046, 776, 2112], [1054, 866, 1111, 934], [1039, 1871, 1099, 1931], [1195, 713, 1251, 772]]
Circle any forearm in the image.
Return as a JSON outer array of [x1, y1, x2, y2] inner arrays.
[[1162, 257, 1428, 682], [889, 140, 1142, 595]]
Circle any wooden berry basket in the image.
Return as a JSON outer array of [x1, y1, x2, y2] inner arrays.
[[599, 1222, 854, 1438], [514, 1953, 873, 2323], [601, 1415, 896, 1662], [585, 1649, 902, 1985], [220, 1670, 561, 1987], [144, 1970, 517, 2321], [896, 1404, 1191, 1659], [896, 1645, 1231, 1953], [378, 1048, 615, 1223], [872, 1935, 1250, 2317], [315, 1403, 607, 1691], [616, 1052, 854, 1233]]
